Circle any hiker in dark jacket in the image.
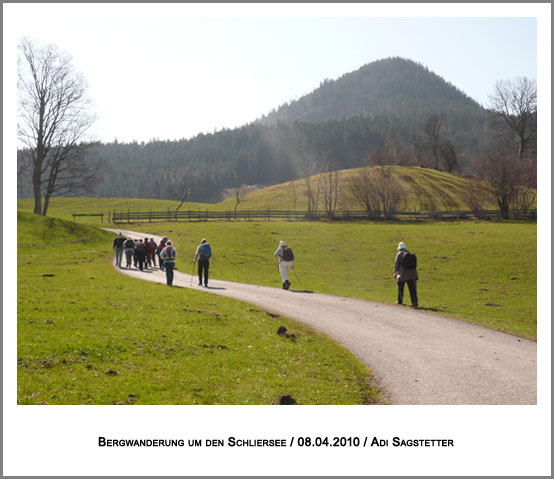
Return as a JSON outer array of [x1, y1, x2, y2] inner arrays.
[[149, 238, 157, 267], [393, 241, 418, 307], [112, 233, 126, 267], [123, 238, 135, 268], [274, 240, 294, 290], [135, 239, 147, 271], [194, 238, 212, 287], [157, 237, 168, 271]]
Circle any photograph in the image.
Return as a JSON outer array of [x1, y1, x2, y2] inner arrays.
[[4, 3, 550, 477]]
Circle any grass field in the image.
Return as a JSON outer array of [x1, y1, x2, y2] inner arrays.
[[17, 212, 382, 405], [115, 220, 537, 340]]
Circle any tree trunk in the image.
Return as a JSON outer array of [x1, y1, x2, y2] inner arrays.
[[42, 194, 51, 216], [33, 168, 42, 214]]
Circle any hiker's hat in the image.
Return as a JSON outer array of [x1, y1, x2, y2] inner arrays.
[[201, 238, 207, 243], [398, 242, 407, 250], [279, 240, 286, 247]]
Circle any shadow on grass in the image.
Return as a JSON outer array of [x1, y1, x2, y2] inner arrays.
[[413, 306, 446, 313], [290, 290, 314, 294]]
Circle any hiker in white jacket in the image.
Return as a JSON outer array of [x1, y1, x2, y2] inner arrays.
[[274, 240, 294, 290]]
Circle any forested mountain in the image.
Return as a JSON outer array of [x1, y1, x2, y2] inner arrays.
[[258, 57, 491, 153], [18, 57, 496, 203]]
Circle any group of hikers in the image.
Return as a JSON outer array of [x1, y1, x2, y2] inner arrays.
[[113, 233, 419, 307], [112, 233, 212, 288]]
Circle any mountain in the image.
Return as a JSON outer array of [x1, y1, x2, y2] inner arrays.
[[18, 57, 495, 203], [260, 57, 484, 124], [258, 57, 491, 152]]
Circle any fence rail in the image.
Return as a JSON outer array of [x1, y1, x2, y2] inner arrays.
[[103, 208, 537, 224]]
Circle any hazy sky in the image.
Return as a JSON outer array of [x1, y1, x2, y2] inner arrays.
[[5, 4, 544, 144]]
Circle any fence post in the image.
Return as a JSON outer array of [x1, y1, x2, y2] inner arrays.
[[206, 209, 208, 222], [267, 208, 270, 221], [149, 210, 152, 223], [127, 209, 130, 224], [101, 213, 104, 223]]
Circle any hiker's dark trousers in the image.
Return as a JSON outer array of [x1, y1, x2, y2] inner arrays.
[[137, 254, 146, 271], [164, 262, 175, 286], [198, 258, 209, 286], [115, 247, 124, 267], [398, 280, 418, 306]]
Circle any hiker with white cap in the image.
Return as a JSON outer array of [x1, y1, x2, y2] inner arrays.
[[159, 240, 177, 286], [274, 240, 294, 290], [194, 238, 212, 287], [393, 241, 418, 307]]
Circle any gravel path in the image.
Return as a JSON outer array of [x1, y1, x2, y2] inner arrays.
[[108, 228, 537, 405]]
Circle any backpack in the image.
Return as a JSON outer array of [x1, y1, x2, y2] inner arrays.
[[402, 251, 417, 270], [163, 247, 175, 260], [198, 243, 211, 259], [282, 247, 294, 262]]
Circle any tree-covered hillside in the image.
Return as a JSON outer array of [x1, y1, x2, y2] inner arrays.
[[18, 57, 497, 203], [258, 57, 491, 150]]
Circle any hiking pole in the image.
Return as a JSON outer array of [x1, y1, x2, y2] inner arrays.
[[292, 264, 302, 286], [189, 260, 196, 286]]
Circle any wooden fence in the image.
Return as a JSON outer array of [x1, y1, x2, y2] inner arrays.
[[105, 208, 537, 224]]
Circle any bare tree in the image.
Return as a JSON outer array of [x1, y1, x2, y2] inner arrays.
[[373, 166, 406, 219], [230, 168, 247, 215], [368, 135, 413, 167], [18, 38, 97, 215], [478, 147, 521, 219], [489, 77, 537, 160], [348, 167, 380, 218], [289, 180, 299, 212], [460, 178, 491, 217], [423, 114, 443, 170], [321, 160, 340, 219], [170, 167, 197, 212], [300, 153, 321, 218], [348, 166, 405, 219], [512, 153, 537, 215], [439, 139, 459, 173], [42, 142, 103, 215], [410, 131, 430, 167]]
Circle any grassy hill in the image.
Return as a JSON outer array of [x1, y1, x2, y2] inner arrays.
[[215, 166, 485, 212], [16, 211, 381, 405], [17, 166, 496, 221]]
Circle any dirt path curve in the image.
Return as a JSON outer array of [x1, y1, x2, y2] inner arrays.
[[107, 228, 536, 405]]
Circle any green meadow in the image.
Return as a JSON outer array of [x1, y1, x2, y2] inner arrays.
[[16, 165, 537, 404], [120, 219, 537, 339], [18, 192, 537, 339], [17, 212, 381, 405]]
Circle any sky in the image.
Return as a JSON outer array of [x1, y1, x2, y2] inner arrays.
[[4, 4, 542, 145]]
